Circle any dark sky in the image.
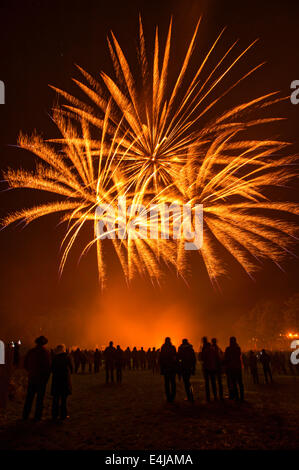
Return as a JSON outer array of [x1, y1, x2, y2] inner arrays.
[[0, 0, 298, 348]]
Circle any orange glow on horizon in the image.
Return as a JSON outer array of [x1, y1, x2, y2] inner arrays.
[[84, 283, 200, 350]]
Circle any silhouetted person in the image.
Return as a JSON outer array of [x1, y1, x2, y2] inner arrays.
[[242, 352, 249, 375], [51, 344, 73, 420], [73, 348, 81, 374], [23, 336, 51, 421], [201, 338, 218, 402], [104, 341, 116, 383], [147, 348, 152, 369], [249, 350, 259, 384], [124, 347, 131, 370], [159, 337, 177, 403], [178, 339, 196, 402], [140, 347, 146, 369], [211, 338, 224, 400], [132, 347, 139, 370], [94, 348, 101, 373], [151, 347, 159, 374], [224, 337, 244, 401], [86, 350, 93, 373], [81, 350, 87, 373], [260, 349, 273, 384], [115, 345, 124, 383]]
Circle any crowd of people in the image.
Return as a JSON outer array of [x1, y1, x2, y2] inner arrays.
[[159, 336, 244, 403], [243, 349, 298, 383], [70, 343, 160, 379], [17, 335, 297, 421]]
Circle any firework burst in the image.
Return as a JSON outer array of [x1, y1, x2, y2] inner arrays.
[[2, 17, 299, 287]]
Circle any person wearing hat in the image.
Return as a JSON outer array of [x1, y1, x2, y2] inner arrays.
[[22, 336, 51, 421]]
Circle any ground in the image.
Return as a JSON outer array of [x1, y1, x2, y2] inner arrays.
[[0, 368, 298, 450]]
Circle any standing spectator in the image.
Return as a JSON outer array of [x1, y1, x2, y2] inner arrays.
[[147, 348, 152, 369], [22, 336, 51, 421], [242, 352, 249, 375], [73, 348, 81, 374], [177, 339, 196, 402], [104, 341, 116, 383], [124, 347, 131, 370], [87, 350, 93, 373], [151, 347, 159, 374], [140, 347, 146, 370], [159, 337, 177, 403], [260, 349, 273, 384], [80, 350, 87, 373], [115, 345, 124, 383], [124, 346, 132, 370], [51, 344, 73, 420], [211, 338, 224, 400], [94, 348, 101, 373], [201, 338, 218, 402], [224, 336, 244, 402], [132, 347, 139, 370], [249, 350, 259, 384]]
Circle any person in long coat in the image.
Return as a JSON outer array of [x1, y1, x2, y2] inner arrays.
[[211, 338, 224, 400], [104, 341, 116, 383], [124, 347, 131, 370], [224, 336, 244, 401], [177, 339, 196, 402], [201, 337, 218, 402], [249, 350, 259, 384], [23, 336, 51, 421], [94, 348, 101, 373], [159, 337, 178, 403], [73, 348, 81, 373], [51, 344, 73, 420], [115, 345, 124, 383]]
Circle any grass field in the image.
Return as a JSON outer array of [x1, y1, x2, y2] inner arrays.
[[0, 368, 298, 450]]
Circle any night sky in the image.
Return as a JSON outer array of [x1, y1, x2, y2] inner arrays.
[[0, 0, 298, 347]]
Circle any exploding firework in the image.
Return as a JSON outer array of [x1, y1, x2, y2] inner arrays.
[[2, 17, 299, 287], [161, 133, 298, 286], [3, 107, 176, 287]]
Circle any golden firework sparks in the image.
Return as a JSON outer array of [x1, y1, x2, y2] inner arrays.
[[2, 17, 299, 287]]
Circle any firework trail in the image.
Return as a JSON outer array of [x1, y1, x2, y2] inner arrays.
[[2, 17, 299, 287]]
